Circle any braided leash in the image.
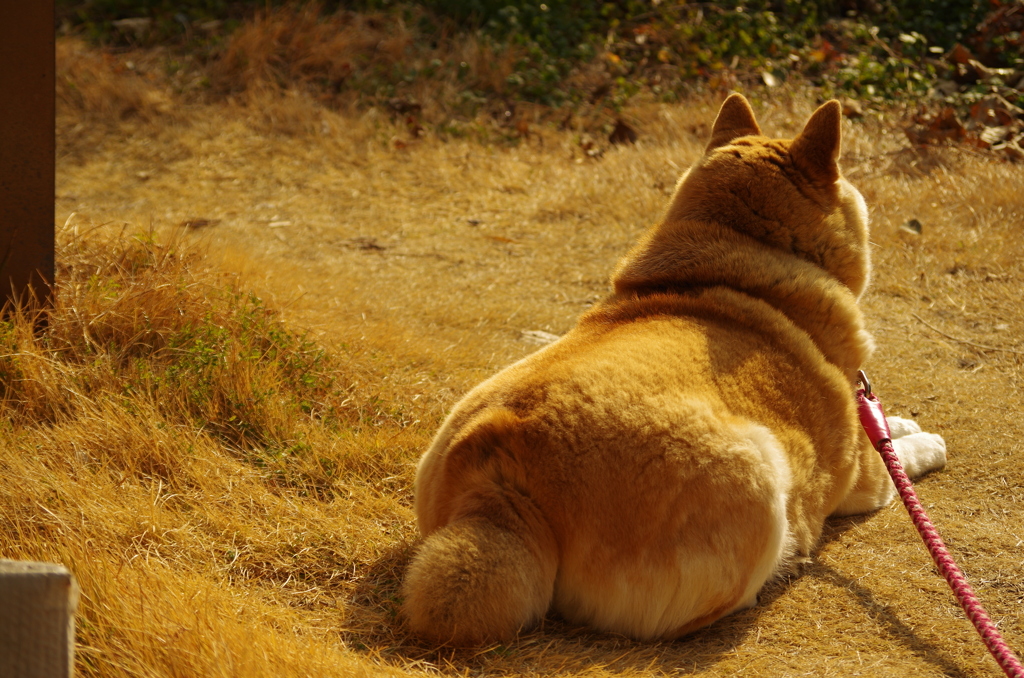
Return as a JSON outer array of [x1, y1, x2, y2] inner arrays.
[[856, 370, 1024, 678]]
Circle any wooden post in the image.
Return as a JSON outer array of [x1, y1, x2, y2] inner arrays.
[[0, 560, 78, 678], [0, 2, 56, 311]]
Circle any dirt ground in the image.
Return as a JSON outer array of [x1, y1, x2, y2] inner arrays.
[[50, 48, 1024, 676]]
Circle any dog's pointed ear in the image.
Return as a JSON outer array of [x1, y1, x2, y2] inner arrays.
[[706, 93, 762, 151], [790, 100, 842, 185]]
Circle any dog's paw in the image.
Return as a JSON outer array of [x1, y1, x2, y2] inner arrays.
[[891, 431, 946, 478], [886, 416, 922, 439]]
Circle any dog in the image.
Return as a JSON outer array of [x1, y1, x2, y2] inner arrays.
[[401, 93, 947, 646]]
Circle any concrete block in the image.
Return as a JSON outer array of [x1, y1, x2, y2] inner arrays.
[[0, 560, 78, 678]]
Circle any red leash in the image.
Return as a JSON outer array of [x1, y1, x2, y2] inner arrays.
[[856, 370, 1024, 678]]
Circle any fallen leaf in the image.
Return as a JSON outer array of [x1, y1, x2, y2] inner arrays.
[[808, 40, 839, 63], [905, 107, 967, 145], [946, 43, 974, 65], [969, 94, 1023, 128]]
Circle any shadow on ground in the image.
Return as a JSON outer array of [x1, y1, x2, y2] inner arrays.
[[337, 510, 974, 676]]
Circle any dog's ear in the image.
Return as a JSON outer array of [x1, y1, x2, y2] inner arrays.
[[706, 93, 762, 151], [790, 100, 842, 185]]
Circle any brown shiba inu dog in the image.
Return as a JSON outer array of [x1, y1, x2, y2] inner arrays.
[[402, 94, 947, 646]]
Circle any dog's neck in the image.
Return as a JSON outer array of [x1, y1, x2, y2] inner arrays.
[[609, 219, 873, 375]]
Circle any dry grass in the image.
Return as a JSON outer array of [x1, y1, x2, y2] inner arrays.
[[209, 4, 520, 101], [21, 32, 1024, 677], [0, 225, 429, 676], [205, 2, 526, 136]]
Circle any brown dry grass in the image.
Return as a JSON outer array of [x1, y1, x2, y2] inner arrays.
[[19, 33, 1024, 677], [208, 4, 521, 108]]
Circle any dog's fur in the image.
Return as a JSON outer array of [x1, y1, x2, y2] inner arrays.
[[402, 94, 947, 646]]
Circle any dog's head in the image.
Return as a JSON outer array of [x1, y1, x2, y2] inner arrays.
[[667, 93, 871, 298]]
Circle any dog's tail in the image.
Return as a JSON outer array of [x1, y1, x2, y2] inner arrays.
[[402, 482, 558, 646]]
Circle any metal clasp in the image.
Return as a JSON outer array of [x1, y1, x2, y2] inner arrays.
[[857, 369, 871, 396]]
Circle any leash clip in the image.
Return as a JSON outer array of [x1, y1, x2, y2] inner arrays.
[[857, 369, 871, 397], [855, 369, 891, 450]]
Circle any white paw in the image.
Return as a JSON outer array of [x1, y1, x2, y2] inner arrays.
[[891, 432, 946, 478], [886, 416, 922, 439]]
